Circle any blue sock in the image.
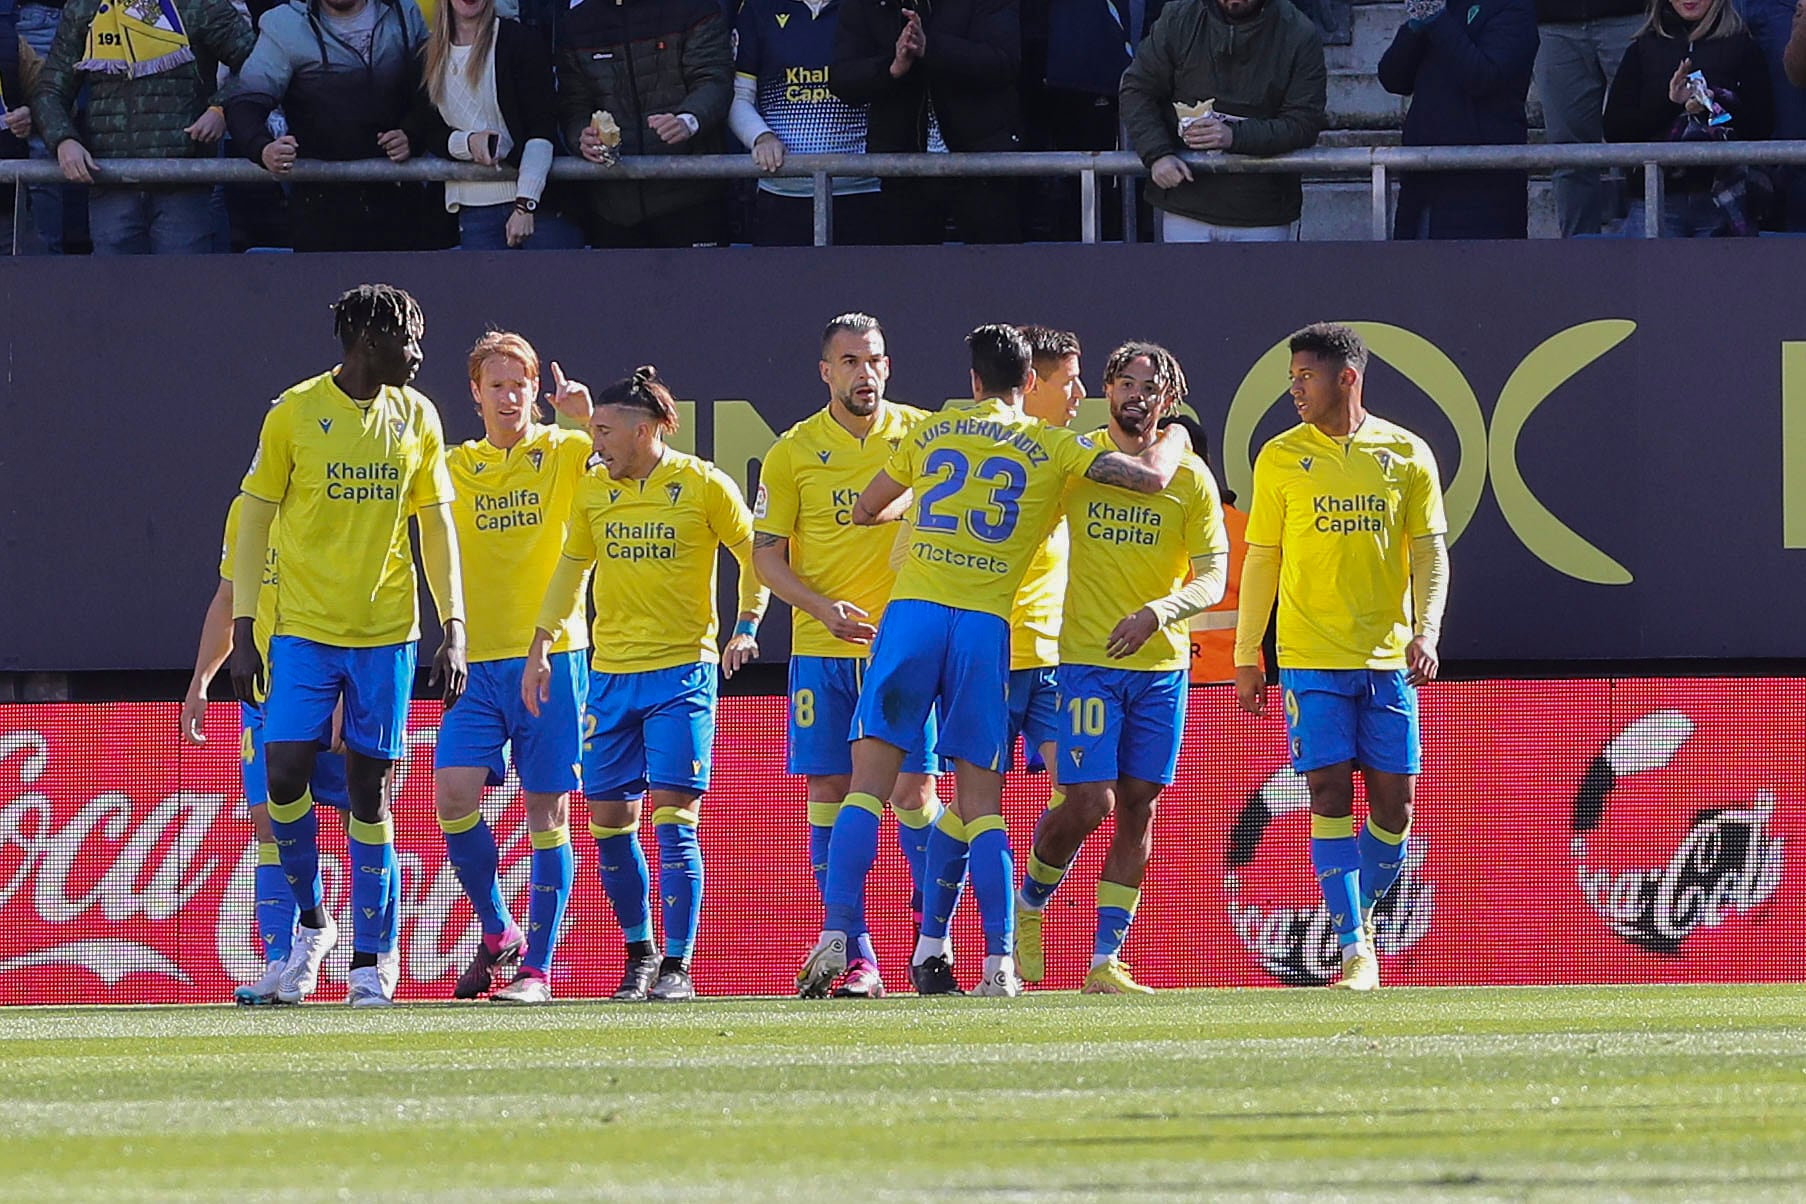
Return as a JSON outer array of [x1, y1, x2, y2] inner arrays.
[[254, 843, 296, 963], [966, 816, 1015, 957], [1094, 882, 1139, 963], [525, 828, 574, 975], [895, 799, 941, 914], [920, 812, 970, 941], [823, 793, 882, 934], [1018, 791, 1069, 910], [440, 812, 515, 937], [592, 822, 652, 944], [807, 800, 837, 906], [654, 809, 703, 962], [1358, 819, 1410, 913], [348, 816, 397, 955], [266, 794, 322, 913], [1310, 815, 1363, 946], [386, 835, 403, 952]]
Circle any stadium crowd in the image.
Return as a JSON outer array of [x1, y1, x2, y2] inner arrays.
[[5, 0, 1806, 250]]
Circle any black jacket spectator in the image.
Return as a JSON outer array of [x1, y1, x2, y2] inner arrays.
[[557, 0, 733, 245], [831, 0, 1023, 242], [227, 0, 450, 250], [1604, 0, 1771, 198], [1379, 0, 1540, 238], [1120, 0, 1328, 229]]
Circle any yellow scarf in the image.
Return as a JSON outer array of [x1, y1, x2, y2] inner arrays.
[[77, 0, 196, 77]]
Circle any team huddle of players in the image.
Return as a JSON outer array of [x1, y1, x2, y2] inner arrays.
[[183, 283, 1448, 1007]]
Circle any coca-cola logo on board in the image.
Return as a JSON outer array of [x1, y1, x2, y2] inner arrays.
[[1571, 711, 1785, 954], [1221, 766, 1435, 986]]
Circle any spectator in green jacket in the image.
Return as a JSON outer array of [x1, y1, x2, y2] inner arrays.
[[34, 0, 254, 253], [1120, 0, 1327, 241]]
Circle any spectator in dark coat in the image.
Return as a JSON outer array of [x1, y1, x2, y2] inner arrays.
[[1604, 0, 1771, 235], [1378, 0, 1540, 238], [830, 0, 1023, 244]]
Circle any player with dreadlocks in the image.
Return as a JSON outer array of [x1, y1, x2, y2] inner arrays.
[[1012, 339, 1228, 993], [229, 284, 469, 1008]]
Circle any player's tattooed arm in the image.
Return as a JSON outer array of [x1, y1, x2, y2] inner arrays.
[[851, 471, 911, 525], [1084, 424, 1189, 494], [752, 531, 785, 549]]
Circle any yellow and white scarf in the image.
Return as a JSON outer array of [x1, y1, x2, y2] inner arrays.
[[77, 0, 196, 77]]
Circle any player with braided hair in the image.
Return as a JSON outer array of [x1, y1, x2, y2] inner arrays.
[[228, 283, 467, 1008], [524, 365, 769, 1003]]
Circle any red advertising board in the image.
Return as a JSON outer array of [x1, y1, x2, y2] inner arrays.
[[0, 680, 1799, 1004]]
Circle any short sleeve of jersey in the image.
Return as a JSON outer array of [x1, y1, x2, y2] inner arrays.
[[1404, 438, 1449, 538], [734, 0, 761, 74], [705, 466, 755, 547], [562, 474, 599, 561], [884, 435, 920, 489], [1186, 465, 1230, 560], [219, 499, 240, 581], [753, 437, 799, 536], [1244, 445, 1286, 546], [241, 402, 294, 504], [408, 398, 455, 510], [1048, 424, 1104, 480]]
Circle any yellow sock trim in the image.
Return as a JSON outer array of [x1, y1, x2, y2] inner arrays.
[[652, 805, 699, 828], [1311, 814, 1356, 840], [589, 820, 639, 839], [1097, 880, 1140, 916], [966, 813, 1007, 839], [843, 791, 884, 820], [1046, 788, 1067, 812], [807, 801, 841, 828], [893, 802, 935, 830], [1366, 818, 1409, 845], [530, 826, 571, 851], [348, 816, 394, 846], [257, 842, 281, 866], [934, 809, 968, 841], [1027, 852, 1066, 886], [265, 793, 314, 825], [438, 809, 483, 835]]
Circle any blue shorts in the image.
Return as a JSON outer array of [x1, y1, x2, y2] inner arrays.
[[1007, 666, 1060, 759], [436, 651, 587, 794], [853, 599, 1010, 773], [1057, 665, 1189, 786], [239, 701, 349, 809], [787, 655, 939, 777], [1280, 668, 1421, 776], [264, 636, 417, 762], [582, 662, 717, 800]]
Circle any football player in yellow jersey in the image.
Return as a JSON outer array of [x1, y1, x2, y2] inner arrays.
[[181, 499, 359, 1004], [1013, 343, 1228, 993], [524, 367, 769, 1003], [752, 314, 945, 1000], [435, 333, 597, 1006], [1234, 323, 1449, 992], [797, 324, 1190, 998], [229, 285, 469, 1009]]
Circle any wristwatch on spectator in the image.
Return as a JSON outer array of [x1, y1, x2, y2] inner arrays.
[[513, 197, 538, 214]]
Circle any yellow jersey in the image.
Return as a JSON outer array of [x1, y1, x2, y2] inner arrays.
[[885, 397, 1103, 620], [240, 371, 454, 648], [1061, 440, 1226, 672], [219, 496, 281, 693], [449, 425, 592, 664], [1009, 523, 1067, 670], [1245, 415, 1447, 670], [753, 402, 932, 659], [562, 448, 757, 674]]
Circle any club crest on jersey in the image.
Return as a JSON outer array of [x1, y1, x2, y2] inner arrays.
[[1070, 748, 1084, 767], [887, 438, 901, 451], [817, 450, 831, 464], [667, 483, 684, 505], [528, 449, 544, 471], [318, 418, 333, 434], [391, 419, 406, 440], [1374, 450, 1392, 471], [1299, 456, 1314, 472]]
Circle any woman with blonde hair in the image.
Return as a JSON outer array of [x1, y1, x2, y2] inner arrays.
[[405, 0, 580, 248], [1604, 0, 1773, 235]]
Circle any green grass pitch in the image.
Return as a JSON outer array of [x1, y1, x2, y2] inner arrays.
[[3, 985, 1804, 1202]]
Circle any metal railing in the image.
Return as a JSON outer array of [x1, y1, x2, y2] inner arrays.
[[6, 140, 1805, 244]]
